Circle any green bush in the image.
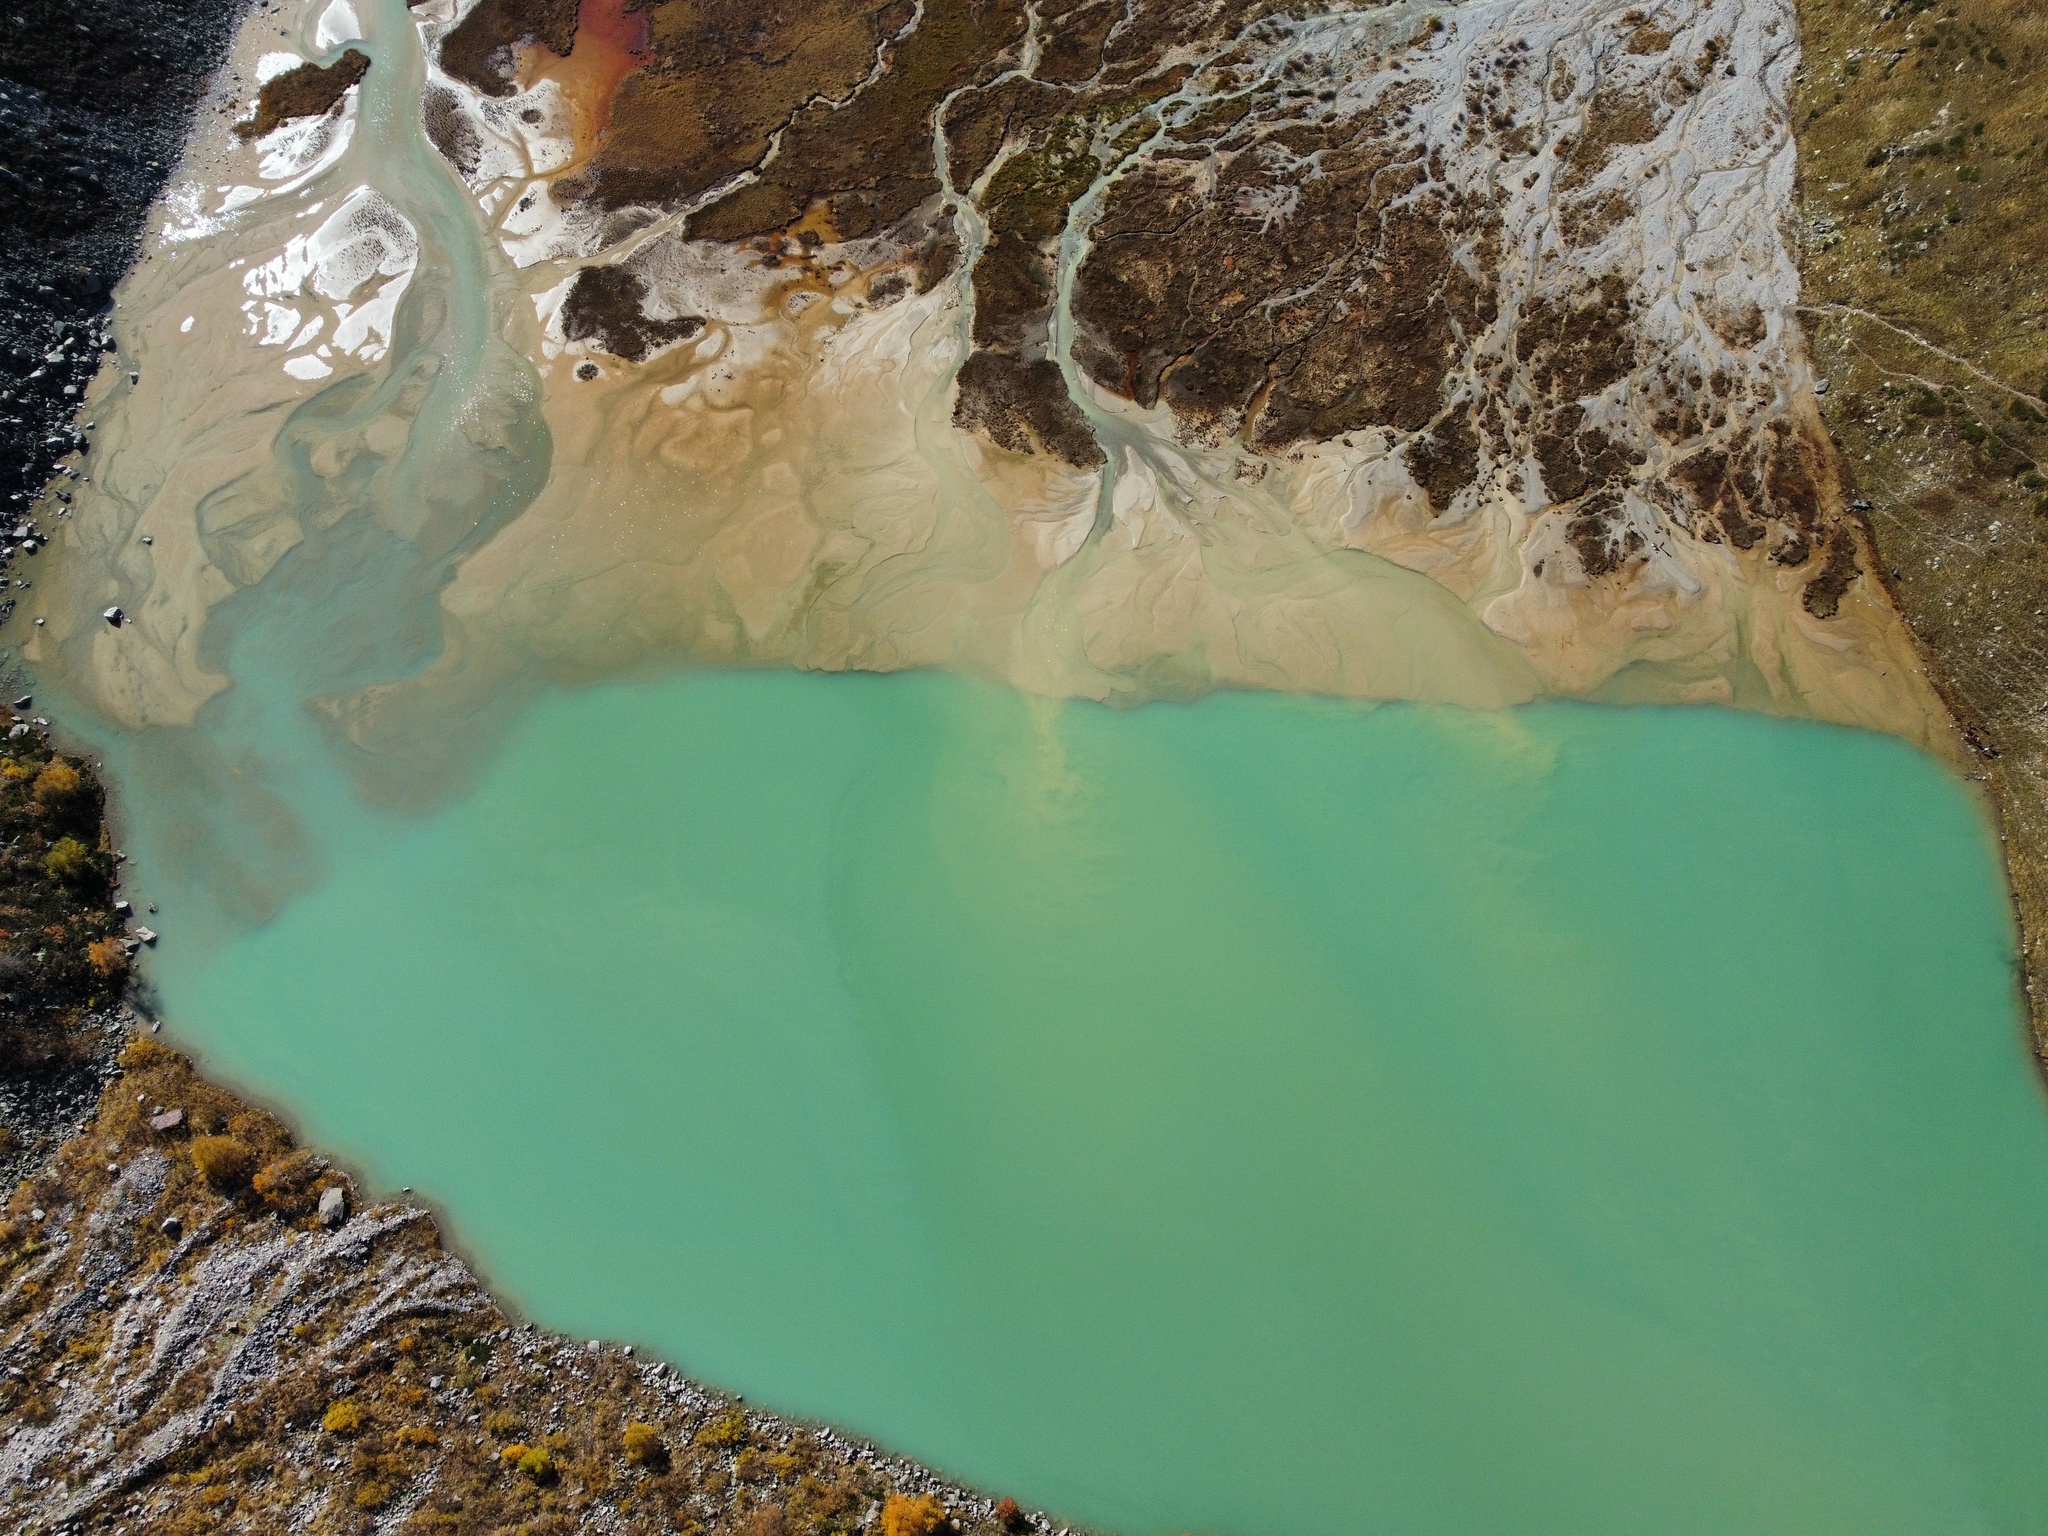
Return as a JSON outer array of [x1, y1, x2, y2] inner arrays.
[[42, 836, 95, 885]]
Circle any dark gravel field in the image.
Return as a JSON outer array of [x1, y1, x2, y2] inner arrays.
[[0, 0, 247, 518]]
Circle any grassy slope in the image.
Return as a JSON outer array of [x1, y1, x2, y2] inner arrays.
[[1792, 0, 2048, 1052]]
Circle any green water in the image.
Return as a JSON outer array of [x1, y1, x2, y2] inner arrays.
[[137, 668, 2048, 1535]]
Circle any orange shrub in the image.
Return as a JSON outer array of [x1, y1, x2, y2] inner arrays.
[[86, 937, 127, 977], [31, 760, 81, 807], [190, 1135, 256, 1190], [881, 1493, 948, 1536], [251, 1149, 322, 1214]]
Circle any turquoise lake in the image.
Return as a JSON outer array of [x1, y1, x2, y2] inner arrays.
[[128, 668, 2048, 1536]]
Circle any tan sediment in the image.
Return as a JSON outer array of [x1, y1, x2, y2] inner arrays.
[[25, 0, 1962, 814]]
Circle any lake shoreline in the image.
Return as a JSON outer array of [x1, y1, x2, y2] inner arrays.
[[0, 4, 1075, 1529], [0, 719, 1064, 1535]]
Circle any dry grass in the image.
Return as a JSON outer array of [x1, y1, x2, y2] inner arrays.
[[1794, 0, 2048, 1052]]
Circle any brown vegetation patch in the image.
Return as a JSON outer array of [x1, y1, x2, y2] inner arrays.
[[1515, 275, 1634, 403], [586, 0, 1016, 237], [954, 352, 1104, 467], [561, 265, 705, 361], [1406, 415, 1481, 513], [439, 0, 579, 96], [1556, 86, 1662, 193], [234, 48, 368, 140], [423, 85, 484, 176], [1564, 489, 1643, 578], [1075, 126, 1489, 450], [1532, 411, 1636, 505], [1799, 529, 1861, 619]]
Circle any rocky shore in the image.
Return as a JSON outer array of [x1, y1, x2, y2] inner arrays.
[[2, 1035, 1050, 1536], [0, 0, 248, 543]]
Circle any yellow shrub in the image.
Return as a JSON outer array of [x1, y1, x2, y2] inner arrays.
[[696, 1409, 747, 1448], [397, 1425, 439, 1447], [121, 1037, 177, 1071], [251, 1150, 321, 1214], [622, 1421, 663, 1464], [322, 1399, 367, 1436], [0, 758, 31, 782], [86, 937, 127, 977], [513, 1446, 555, 1482], [31, 760, 81, 807], [189, 1135, 256, 1190], [881, 1494, 948, 1536]]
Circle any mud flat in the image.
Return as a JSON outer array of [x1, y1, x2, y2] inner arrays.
[[22, 0, 1963, 808]]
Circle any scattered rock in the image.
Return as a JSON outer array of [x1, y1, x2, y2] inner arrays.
[[318, 1184, 347, 1227], [148, 1108, 183, 1132]]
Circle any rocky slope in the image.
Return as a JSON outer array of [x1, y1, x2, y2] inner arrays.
[[0, 0, 246, 551], [2, 1040, 1047, 1536]]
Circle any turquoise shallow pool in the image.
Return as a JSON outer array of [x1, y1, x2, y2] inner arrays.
[[129, 668, 2048, 1536]]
